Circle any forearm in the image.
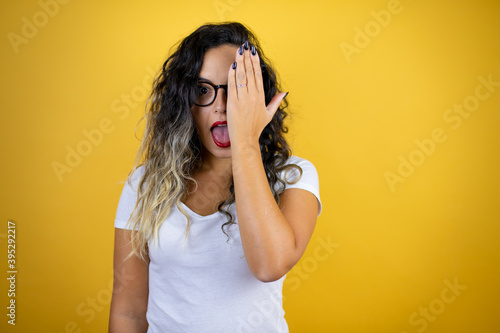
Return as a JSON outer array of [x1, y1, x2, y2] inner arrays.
[[231, 139, 296, 282], [109, 313, 148, 333]]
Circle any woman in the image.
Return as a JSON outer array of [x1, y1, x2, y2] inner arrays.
[[109, 22, 321, 332]]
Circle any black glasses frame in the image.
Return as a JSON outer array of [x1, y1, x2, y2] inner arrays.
[[194, 81, 228, 107]]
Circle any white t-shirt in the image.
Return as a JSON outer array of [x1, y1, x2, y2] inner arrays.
[[114, 156, 321, 332]]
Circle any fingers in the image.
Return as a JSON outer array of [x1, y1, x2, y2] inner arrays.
[[249, 44, 264, 93], [243, 42, 264, 94], [228, 60, 238, 100], [230, 41, 264, 97], [266, 92, 288, 118], [242, 42, 256, 93], [235, 43, 247, 96]]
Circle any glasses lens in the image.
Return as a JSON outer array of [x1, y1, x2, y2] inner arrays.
[[195, 82, 215, 106]]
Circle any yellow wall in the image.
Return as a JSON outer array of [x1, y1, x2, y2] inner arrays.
[[1, 0, 499, 332]]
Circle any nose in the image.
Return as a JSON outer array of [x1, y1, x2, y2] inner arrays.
[[214, 87, 227, 113]]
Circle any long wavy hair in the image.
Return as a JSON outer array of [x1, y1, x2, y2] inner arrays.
[[125, 22, 301, 261]]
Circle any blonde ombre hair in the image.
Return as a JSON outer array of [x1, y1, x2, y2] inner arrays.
[[125, 22, 300, 261]]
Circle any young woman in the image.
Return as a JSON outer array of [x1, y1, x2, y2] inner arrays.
[[109, 22, 321, 332]]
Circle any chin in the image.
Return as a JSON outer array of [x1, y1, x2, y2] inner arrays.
[[202, 144, 232, 159], [213, 148, 232, 159]]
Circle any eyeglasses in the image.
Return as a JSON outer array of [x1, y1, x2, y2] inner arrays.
[[194, 81, 228, 107]]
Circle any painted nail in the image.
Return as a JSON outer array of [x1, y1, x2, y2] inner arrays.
[[251, 45, 256, 56], [238, 45, 244, 55], [244, 41, 249, 50], [283, 92, 289, 99], [232, 62, 237, 70]]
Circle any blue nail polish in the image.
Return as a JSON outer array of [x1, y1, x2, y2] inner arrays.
[[251, 45, 256, 56], [238, 46, 243, 55], [232, 62, 237, 69], [244, 41, 249, 50]]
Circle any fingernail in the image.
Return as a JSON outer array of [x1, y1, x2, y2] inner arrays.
[[244, 41, 249, 50], [238, 45, 244, 55], [251, 45, 256, 56], [232, 62, 237, 70], [283, 92, 289, 99]]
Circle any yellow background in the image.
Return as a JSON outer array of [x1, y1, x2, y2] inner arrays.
[[1, 0, 499, 332]]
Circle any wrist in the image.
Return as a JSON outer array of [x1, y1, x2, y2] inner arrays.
[[229, 133, 260, 150], [230, 138, 262, 171]]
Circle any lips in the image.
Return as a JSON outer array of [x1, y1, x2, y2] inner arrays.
[[210, 121, 230, 148]]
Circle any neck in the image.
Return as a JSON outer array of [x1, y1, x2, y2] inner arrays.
[[197, 149, 233, 179]]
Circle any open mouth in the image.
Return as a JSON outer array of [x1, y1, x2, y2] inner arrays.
[[210, 121, 230, 148]]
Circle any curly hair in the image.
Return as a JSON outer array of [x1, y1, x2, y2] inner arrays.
[[125, 22, 301, 261]]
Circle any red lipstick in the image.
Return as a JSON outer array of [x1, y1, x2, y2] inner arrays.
[[210, 121, 230, 148]]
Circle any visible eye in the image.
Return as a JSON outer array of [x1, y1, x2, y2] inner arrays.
[[194, 83, 216, 106], [198, 83, 214, 96], [198, 84, 212, 95]]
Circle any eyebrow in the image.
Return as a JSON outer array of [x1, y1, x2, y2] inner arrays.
[[198, 77, 228, 86]]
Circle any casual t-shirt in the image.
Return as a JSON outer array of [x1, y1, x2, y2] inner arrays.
[[114, 156, 321, 332]]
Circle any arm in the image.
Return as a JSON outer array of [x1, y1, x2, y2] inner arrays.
[[109, 228, 149, 333], [227, 43, 319, 282], [232, 146, 318, 282]]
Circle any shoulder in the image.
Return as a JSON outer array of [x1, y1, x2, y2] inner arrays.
[[284, 155, 317, 171], [278, 155, 322, 215], [280, 155, 319, 182], [114, 165, 146, 230], [124, 165, 146, 193]]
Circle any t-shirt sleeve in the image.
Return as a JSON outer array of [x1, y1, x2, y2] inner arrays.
[[279, 156, 322, 216], [114, 167, 144, 230]]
